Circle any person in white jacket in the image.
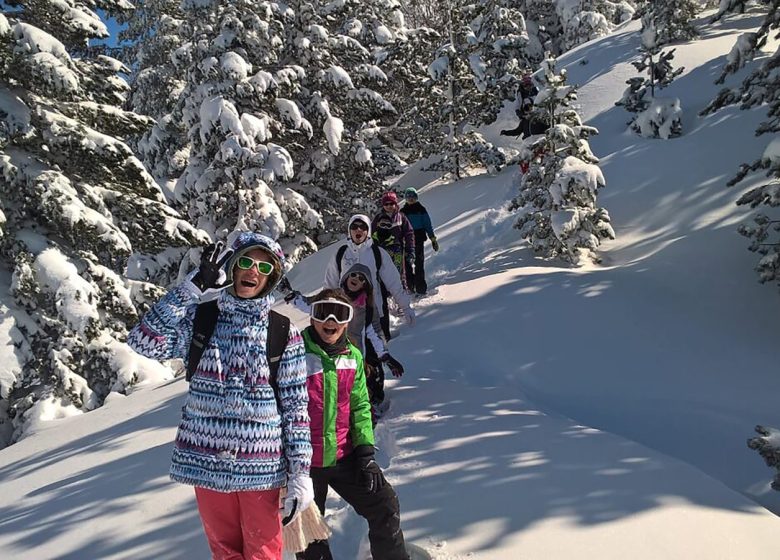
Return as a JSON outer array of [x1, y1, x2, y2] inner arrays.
[[323, 214, 414, 339]]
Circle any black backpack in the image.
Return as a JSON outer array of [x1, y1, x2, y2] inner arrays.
[[186, 301, 290, 403]]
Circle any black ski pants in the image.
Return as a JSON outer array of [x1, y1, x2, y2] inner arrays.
[[301, 454, 409, 560], [404, 229, 428, 295], [364, 343, 385, 405]]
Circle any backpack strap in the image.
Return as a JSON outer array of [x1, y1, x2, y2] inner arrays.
[[336, 244, 347, 276], [186, 303, 291, 411], [186, 300, 219, 382], [267, 310, 290, 411], [371, 244, 384, 290]]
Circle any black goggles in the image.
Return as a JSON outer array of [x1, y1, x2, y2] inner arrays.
[[310, 299, 354, 324], [350, 222, 369, 231]]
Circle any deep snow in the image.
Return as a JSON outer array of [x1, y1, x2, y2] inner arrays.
[[2, 6, 780, 560]]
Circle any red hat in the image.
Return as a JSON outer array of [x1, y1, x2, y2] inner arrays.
[[381, 191, 398, 205]]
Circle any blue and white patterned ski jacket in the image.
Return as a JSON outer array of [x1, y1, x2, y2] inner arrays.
[[127, 234, 311, 492]]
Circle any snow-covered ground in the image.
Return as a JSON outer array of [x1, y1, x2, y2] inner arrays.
[[3, 7, 780, 559]]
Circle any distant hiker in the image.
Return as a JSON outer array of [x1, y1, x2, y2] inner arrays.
[[400, 187, 438, 296], [500, 74, 545, 139], [127, 233, 313, 560], [371, 191, 415, 290], [297, 288, 411, 560], [324, 214, 414, 340], [286, 263, 404, 412]]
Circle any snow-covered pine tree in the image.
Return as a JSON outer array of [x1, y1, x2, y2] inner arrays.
[[172, 0, 323, 263], [0, 2, 209, 446], [701, 1, 780, 289], [649, 0, 698, 46], [376, 24, 442, 164], [518, 0, 563, 56], [399, 0, 448, 33], [509, 57, 615, 264], [277, 0, 402, 236], [558, 0, 621, 52], [616, 12, 683, 138], [519, 0, 636, 56], [748, 425, 780, 490], [117, 0, 190, 201], [710, 0, 750, 23], [422, 0, 534, 178]]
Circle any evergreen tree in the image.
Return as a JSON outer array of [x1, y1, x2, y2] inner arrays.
[[509, 57, 614, 264], [701, 1, 780, 289], [520, 0, 636, 56], [710, 0, 750, 23], [278, 0, 403, 237], [616, 13, 683, 138], [559, 1, 618, 51], [748, 425, 780, 491], [117, 0, 190, 199], [398, 0, 448, 33], [377, 24, 442, 164], [172, 0, 323, 262], [421, 0, 534, 178], [0, 2, 208, 446], [651, 0, 698, 46]]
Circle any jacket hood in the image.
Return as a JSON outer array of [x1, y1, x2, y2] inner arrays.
[[340, 262, 374, 291], [224, 232, 285, 299], [348, 214, 371, 237]]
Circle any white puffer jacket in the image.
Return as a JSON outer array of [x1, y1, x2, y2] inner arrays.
[[323, 214, 412, 319]]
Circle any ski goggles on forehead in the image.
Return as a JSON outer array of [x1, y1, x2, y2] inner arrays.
[[310, 299, 354, 324], [236, 255, 274, 275]]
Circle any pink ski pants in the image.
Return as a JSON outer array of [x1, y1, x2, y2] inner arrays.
[[195, 487, 282, 560]]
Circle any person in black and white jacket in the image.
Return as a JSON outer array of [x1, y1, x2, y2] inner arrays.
[[323, 214, 414, 340]]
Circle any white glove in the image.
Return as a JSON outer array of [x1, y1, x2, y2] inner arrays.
[[403, 306, 416, 327], [282, 474, 314, 526]]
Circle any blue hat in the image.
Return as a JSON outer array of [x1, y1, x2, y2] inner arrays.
[[404, 187, 418, 199]]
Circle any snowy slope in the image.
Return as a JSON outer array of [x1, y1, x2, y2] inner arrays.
[[3, 7, 780, 560]]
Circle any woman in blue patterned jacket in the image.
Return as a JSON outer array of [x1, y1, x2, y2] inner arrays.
[[128, 232, 313, 560]]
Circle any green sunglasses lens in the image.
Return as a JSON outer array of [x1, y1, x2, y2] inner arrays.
[[237, 256, 273, 275]]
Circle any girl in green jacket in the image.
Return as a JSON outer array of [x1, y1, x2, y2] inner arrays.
[[298, 288, 410, 560]]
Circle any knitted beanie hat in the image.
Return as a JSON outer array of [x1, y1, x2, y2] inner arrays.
[[381, 191, 398, 205]]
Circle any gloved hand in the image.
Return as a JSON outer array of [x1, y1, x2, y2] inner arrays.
[[282, 473, 314, 526], [353, 445, 385, 494], [402, 305, 415, 327], [430, 236, 439, 252], [284, 289, 302, 304], [381, 353, 404, 377], [405, 252, 415, 267], [191, 242, 233, 292]]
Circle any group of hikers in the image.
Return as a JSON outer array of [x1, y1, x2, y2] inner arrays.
[[128, 187, 439, 560]]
